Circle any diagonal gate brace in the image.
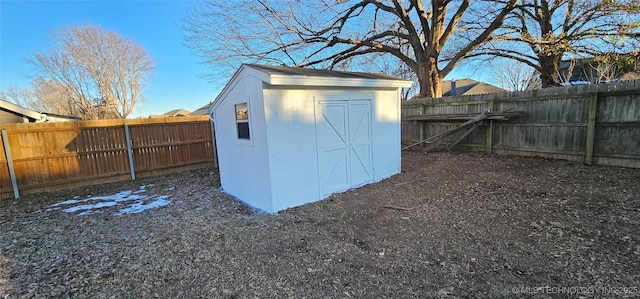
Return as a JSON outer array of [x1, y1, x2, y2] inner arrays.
[[402, 113, 488, 151], [447, 121, 483, 150]]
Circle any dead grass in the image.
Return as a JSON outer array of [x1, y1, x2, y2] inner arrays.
[[1, 151, 639, 298]]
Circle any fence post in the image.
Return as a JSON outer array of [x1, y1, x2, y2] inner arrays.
[[1, 129, 20, 199], [485, 100, 494, 154], [124, 123, 136, 179], [419, 104, 425, 146], [209, 119, 218, 168], [585, 92, 598, 166]]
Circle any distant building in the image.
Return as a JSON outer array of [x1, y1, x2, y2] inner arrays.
[[558, 54, 639, 85], [0, 99, 79, 124], [442, 79, 506, 97], [163, 109, 190, 117], [150, 108, 191, 118], [188, 104, 210, 116]]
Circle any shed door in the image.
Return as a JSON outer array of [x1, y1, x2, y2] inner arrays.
[[316, 99, 372, 196], [348, 100, 373, 187]]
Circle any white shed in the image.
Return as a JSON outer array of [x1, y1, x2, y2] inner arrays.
[[208, 64, 412, 213]]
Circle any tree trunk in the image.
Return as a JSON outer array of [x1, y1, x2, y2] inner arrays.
[[416, 57, 444, 98], [539, 55, 562, 88]]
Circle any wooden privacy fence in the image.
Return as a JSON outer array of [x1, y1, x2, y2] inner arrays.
[[1, 116, 216, 199], [402, 80, 640, 168]]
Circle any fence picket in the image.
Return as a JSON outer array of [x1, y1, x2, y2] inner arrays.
[[402, 81, 640, 168], [0, 116, 215, 198]]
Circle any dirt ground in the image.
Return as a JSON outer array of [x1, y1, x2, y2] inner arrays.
[[1, 150, 639, 298]]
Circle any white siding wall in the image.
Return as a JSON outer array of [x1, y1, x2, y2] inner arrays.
[[213, 75, 274, 212], [263, 87, 401, 212], [369, 89, 402, 181], [263, 88, 321, 211]]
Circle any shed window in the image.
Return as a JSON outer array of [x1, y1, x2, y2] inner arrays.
[[235, 103, 250, 140]]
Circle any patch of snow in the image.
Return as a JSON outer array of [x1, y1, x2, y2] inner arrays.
[[78, 209, 103, 216], [64, 201, 119, 213], [165, 186, 176, 191], [48, 188, 173, 216], [50, 199, 82, 207], [133, 186, 147, 194], [115, 196, 171, 216], [87, 190, 134, 202]]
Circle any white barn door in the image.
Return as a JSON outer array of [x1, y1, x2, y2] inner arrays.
[[316, 99, 372, 197], [348, 100, 373, 187]]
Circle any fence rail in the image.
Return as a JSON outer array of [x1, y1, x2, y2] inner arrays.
[[401, 80, 640, 168], [0, 116, 216, 199]]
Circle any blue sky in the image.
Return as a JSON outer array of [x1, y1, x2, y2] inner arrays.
[[0, 0, 216, 118], [0, 1, 495, 118]]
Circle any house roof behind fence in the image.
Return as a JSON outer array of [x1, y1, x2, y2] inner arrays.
[[188, 104, 210, 116], [442, 79, 506, 96], [0, 99, 80, 122]]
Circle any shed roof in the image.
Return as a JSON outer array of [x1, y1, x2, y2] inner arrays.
[[241, 64, 413, 88], [245, 64, 406, 81], [209, 64, 413, 114]]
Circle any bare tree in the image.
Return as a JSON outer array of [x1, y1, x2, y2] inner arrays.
[[29, 78, 78, 115], [2, 80, 93, 116], [491, 59, 540, 91], [0, 86, 35, 107], [29, 25, 154, 119], [360, 52, 420, 100], [587, 53, 639, 83], [183, 0, 517, 98], [481, 0, 640, 87]]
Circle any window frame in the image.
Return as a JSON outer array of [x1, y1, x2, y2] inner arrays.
[[233, 101, 253, 146]]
